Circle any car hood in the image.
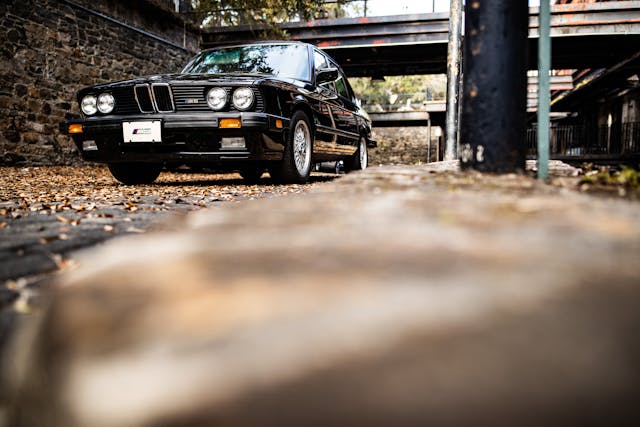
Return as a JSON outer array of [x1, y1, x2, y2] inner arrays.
[[83, 73, 307, 91]]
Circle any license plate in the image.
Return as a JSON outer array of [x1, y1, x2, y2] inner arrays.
[[122, 121, 161, 143]]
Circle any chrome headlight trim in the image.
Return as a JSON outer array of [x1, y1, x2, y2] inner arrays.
[[97, 92, 115, 114], [81, 95, 98, 116], [207, 87, 227, 111], [232, 87, 254, 111]]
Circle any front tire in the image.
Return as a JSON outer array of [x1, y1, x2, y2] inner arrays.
[[108, 163, 162, 185], [272, 110, 313, 183]]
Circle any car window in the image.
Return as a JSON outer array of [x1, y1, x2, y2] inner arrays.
[[183, 44, 311, 81], [321, 80, 336, 93], [313, 51, 335, 92], [334, 75, 350, 100]]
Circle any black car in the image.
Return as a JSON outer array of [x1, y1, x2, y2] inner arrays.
[[63, 41, 376, 184]]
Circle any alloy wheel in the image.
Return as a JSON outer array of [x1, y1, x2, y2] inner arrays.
[[293, 120, 311, 175]]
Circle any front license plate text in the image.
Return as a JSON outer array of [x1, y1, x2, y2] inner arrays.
[[122, 121, 162, 143]]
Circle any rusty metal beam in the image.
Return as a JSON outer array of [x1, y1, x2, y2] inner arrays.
[[201, 2, 640, 76], [203, 2, 640, 48], [369, 111, 432, 127], [551, 49, 640, 111]]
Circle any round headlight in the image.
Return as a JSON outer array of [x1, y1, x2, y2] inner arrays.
[[97, 93, 115, 114], [232, 87, 254, 111], [207, 87, 227, 111], [81, 95, 97, 116]]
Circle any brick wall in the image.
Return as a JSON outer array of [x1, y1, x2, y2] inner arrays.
[[0, 0, 199, 165]]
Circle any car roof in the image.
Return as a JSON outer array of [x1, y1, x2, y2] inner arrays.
[[199, 41, 312, 54]]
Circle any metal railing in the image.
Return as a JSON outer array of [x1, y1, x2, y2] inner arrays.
[[527, 122, 640, 157]]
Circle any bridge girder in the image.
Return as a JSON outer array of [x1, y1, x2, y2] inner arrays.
[[201, 2, 640, 77]]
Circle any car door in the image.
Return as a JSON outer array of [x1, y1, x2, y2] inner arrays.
[[331, 68, 360, 150], [311, 49, 339, 155], [312, 50, 359, 157]]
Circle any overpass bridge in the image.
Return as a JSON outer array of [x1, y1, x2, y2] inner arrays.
[[202, 1, 640, 77], [366, 73, 578, 127]]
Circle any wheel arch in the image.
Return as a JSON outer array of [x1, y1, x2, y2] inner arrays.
[[290, 99, 315, 132], [289, 103, 317, 164]]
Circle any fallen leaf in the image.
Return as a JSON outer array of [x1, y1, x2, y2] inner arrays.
[[56, 215, 70, 223], [126, 227, 145, 233]]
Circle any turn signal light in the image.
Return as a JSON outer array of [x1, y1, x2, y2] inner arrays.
[[219, 118, 241, 129], [275, 119, 283, 129], [68, 124, 83, 134]]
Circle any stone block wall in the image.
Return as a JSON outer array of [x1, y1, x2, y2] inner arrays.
[[0, 0, 199, 165], [369, 127, 444, 166]]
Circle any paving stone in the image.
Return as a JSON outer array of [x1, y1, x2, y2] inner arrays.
[[0, 251, 61, 282], [0, 289, 19, 310], [0, 166, 325, 284]]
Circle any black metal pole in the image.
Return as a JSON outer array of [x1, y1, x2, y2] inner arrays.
[[459, 0, 529, 173]]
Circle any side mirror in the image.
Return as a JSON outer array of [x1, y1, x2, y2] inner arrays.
[[316, 67, 339, 84]]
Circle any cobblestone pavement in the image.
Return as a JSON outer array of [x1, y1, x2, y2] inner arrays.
[[0, 166, 335, 311]]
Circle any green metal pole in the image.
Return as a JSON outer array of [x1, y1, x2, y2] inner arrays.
[[537, 0, 551, 180]]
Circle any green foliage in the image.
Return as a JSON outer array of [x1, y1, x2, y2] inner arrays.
[[194, 0, 347, 36], [581, 165, 638, 186], [350, 75, 446, 112], [617, 167, 640, 188]]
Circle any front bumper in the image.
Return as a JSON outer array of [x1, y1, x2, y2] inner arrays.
[[62, 112, 289, 164]]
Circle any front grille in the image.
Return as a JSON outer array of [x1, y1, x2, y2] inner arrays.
[[111, 86, 139, 115], [135, 85, 154, 113], [128, 84, 266, 114], [152, 83, 175, 112], [172, 86, 208, 112], [249, 87, 265, 112]]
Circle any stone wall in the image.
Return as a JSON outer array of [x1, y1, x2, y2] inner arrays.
[[369, 126, 444, 166], [0, 0, 199, 165]]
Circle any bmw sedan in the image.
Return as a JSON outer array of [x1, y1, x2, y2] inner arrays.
[[63, 41, 376, 184]]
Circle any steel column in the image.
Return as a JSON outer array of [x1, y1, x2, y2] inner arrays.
[[427, 116, 432, 162], [459, 0, 529, 173], [537, 0, 551, 180], [444, 0, 463, 161]]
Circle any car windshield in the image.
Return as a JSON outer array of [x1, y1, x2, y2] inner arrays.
[[182, 44, 311, 81]]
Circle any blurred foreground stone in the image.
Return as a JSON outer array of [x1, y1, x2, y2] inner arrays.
[[4, 163, 640, 426]]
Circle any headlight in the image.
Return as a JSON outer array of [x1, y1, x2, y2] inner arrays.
[[232, 87, 254, 111], [81, 95, 97, 115], [97, 93, 115, 114], [207, 87, 227, 111]]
